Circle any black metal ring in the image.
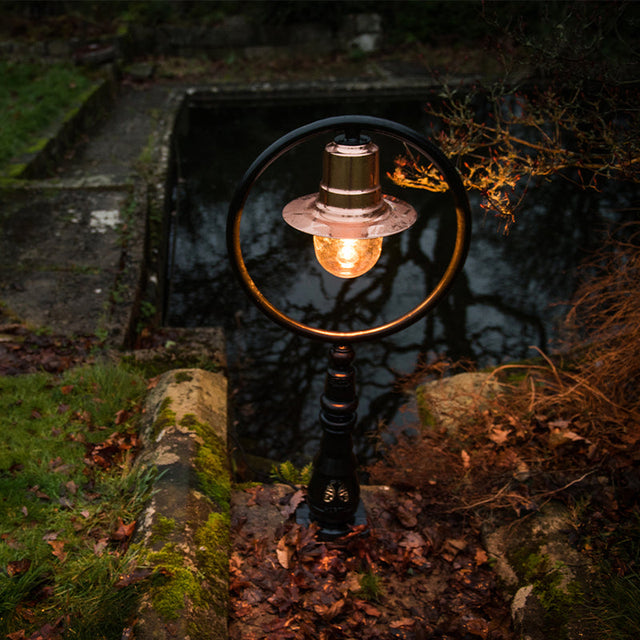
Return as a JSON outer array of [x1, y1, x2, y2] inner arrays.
[[226, 115, 471, 344]]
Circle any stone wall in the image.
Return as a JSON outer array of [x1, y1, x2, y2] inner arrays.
[[0, 12, 384, 66]]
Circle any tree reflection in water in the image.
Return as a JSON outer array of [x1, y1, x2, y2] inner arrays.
[[165, 98, 631, 468]]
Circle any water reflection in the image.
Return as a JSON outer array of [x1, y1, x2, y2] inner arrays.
[[165, 97, 629, 468]]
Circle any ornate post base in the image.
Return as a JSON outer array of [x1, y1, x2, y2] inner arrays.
[[297, 343, 367, 538]]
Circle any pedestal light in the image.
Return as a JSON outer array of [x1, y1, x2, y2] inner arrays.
[[227, 116, 471, 538]]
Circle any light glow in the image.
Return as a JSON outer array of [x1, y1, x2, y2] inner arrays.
[[313, 236, 383, 278]]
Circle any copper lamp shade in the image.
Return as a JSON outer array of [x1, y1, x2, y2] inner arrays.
[[282, 135, 417, 240]]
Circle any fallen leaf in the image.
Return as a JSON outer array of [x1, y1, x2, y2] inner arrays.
[[314, 598, 345, 619], [390, 618, 415, 629], [276, 535, 293, 569], [245, 485, 265, 507], [548, 419, 570, 429], [399, 531, 426, 549], [342, 571, 362, 595], [357, 601, 382, 617], [396, 494, 422, 528], [446, 537, 467, 551], [549, 428, 588, 448], [279, 489, 305, 518], [462, 615, 490, 638], [35, 490, 51, 500], [26, 618, 64, 640], [47, 539, 67, 563], [474, 548, 489, 565], [111, 518, 136, 541], [461, 449, 471, 469], [488, 426, 510, 445], [7, 558, 31, 577], [114, 566, 153, 588], [60, 385, 74, 395], [93, 538, 109, 557], [442, 537, 467, 560], [513, 459, 531, 481]]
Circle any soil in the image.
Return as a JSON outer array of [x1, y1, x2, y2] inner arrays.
[[229, 485, 515, 640]]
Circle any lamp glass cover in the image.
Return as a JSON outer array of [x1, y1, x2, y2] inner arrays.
[[313, 236, 383, 278]]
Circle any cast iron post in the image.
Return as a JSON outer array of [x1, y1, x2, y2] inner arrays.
[[301, 343, 366, 537]]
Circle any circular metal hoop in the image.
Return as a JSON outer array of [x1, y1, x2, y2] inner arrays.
[[226, 115, 472, 344]]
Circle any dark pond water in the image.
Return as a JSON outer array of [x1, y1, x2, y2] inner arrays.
[[165, 94, 630, 469]]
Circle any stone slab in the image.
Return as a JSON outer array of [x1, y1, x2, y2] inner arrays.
[[0, 186, 132, 338], [135, 368, 230, 640]]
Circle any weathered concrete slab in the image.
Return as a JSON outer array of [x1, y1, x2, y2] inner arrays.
[[0, 186, 133, 339], [135, 368, 230, 640]]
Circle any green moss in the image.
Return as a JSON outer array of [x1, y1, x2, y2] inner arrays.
[[509, 546, 582, 639], [6, 164, 27, 179], [195, 440, 231, 510], [152, 396, 176, 438], [180, 413, 199, 429], [177, 414, 230, 512], [194, 512, 230, 580], [146, 510, 230, 626], [143, 411, 230, 626], [234, 481, 263, 491], [148, 544, 202, 620], [150, 515, 176, 543], [416, 386, 437, 427], [174, 371, 193, 384], [122, 352, 221, 379], [26, 137, 49, 154], [357, 571, 383, 602], [135, 129, 158, 180]]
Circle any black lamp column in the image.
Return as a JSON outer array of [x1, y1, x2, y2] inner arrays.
[[301, 343, 366, 538]]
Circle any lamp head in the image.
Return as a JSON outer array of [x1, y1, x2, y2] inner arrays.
[[282, 134, 417, 278]]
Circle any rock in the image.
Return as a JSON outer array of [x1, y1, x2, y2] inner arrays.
[[416, 372, 502, 434], [511, 585, 548, 640], [483, 501, 593, 640]]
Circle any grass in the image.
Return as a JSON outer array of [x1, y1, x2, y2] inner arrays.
[[0, 362, 154, 639], [576, 506, 640, 639], [0, 59, 93, 170]]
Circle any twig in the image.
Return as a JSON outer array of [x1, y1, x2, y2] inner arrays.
[[535, 470, 597, 501]]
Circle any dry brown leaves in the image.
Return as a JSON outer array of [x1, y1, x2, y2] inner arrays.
[[83, 430, 141, 471], [0, 323, 97, 375], [229, 486, 513, 640]]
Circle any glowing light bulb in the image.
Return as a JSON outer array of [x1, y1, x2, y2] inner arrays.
[[313, 236, 383, 278]]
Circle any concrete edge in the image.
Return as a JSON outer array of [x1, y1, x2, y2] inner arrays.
[[133, 368, 230, 640]]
